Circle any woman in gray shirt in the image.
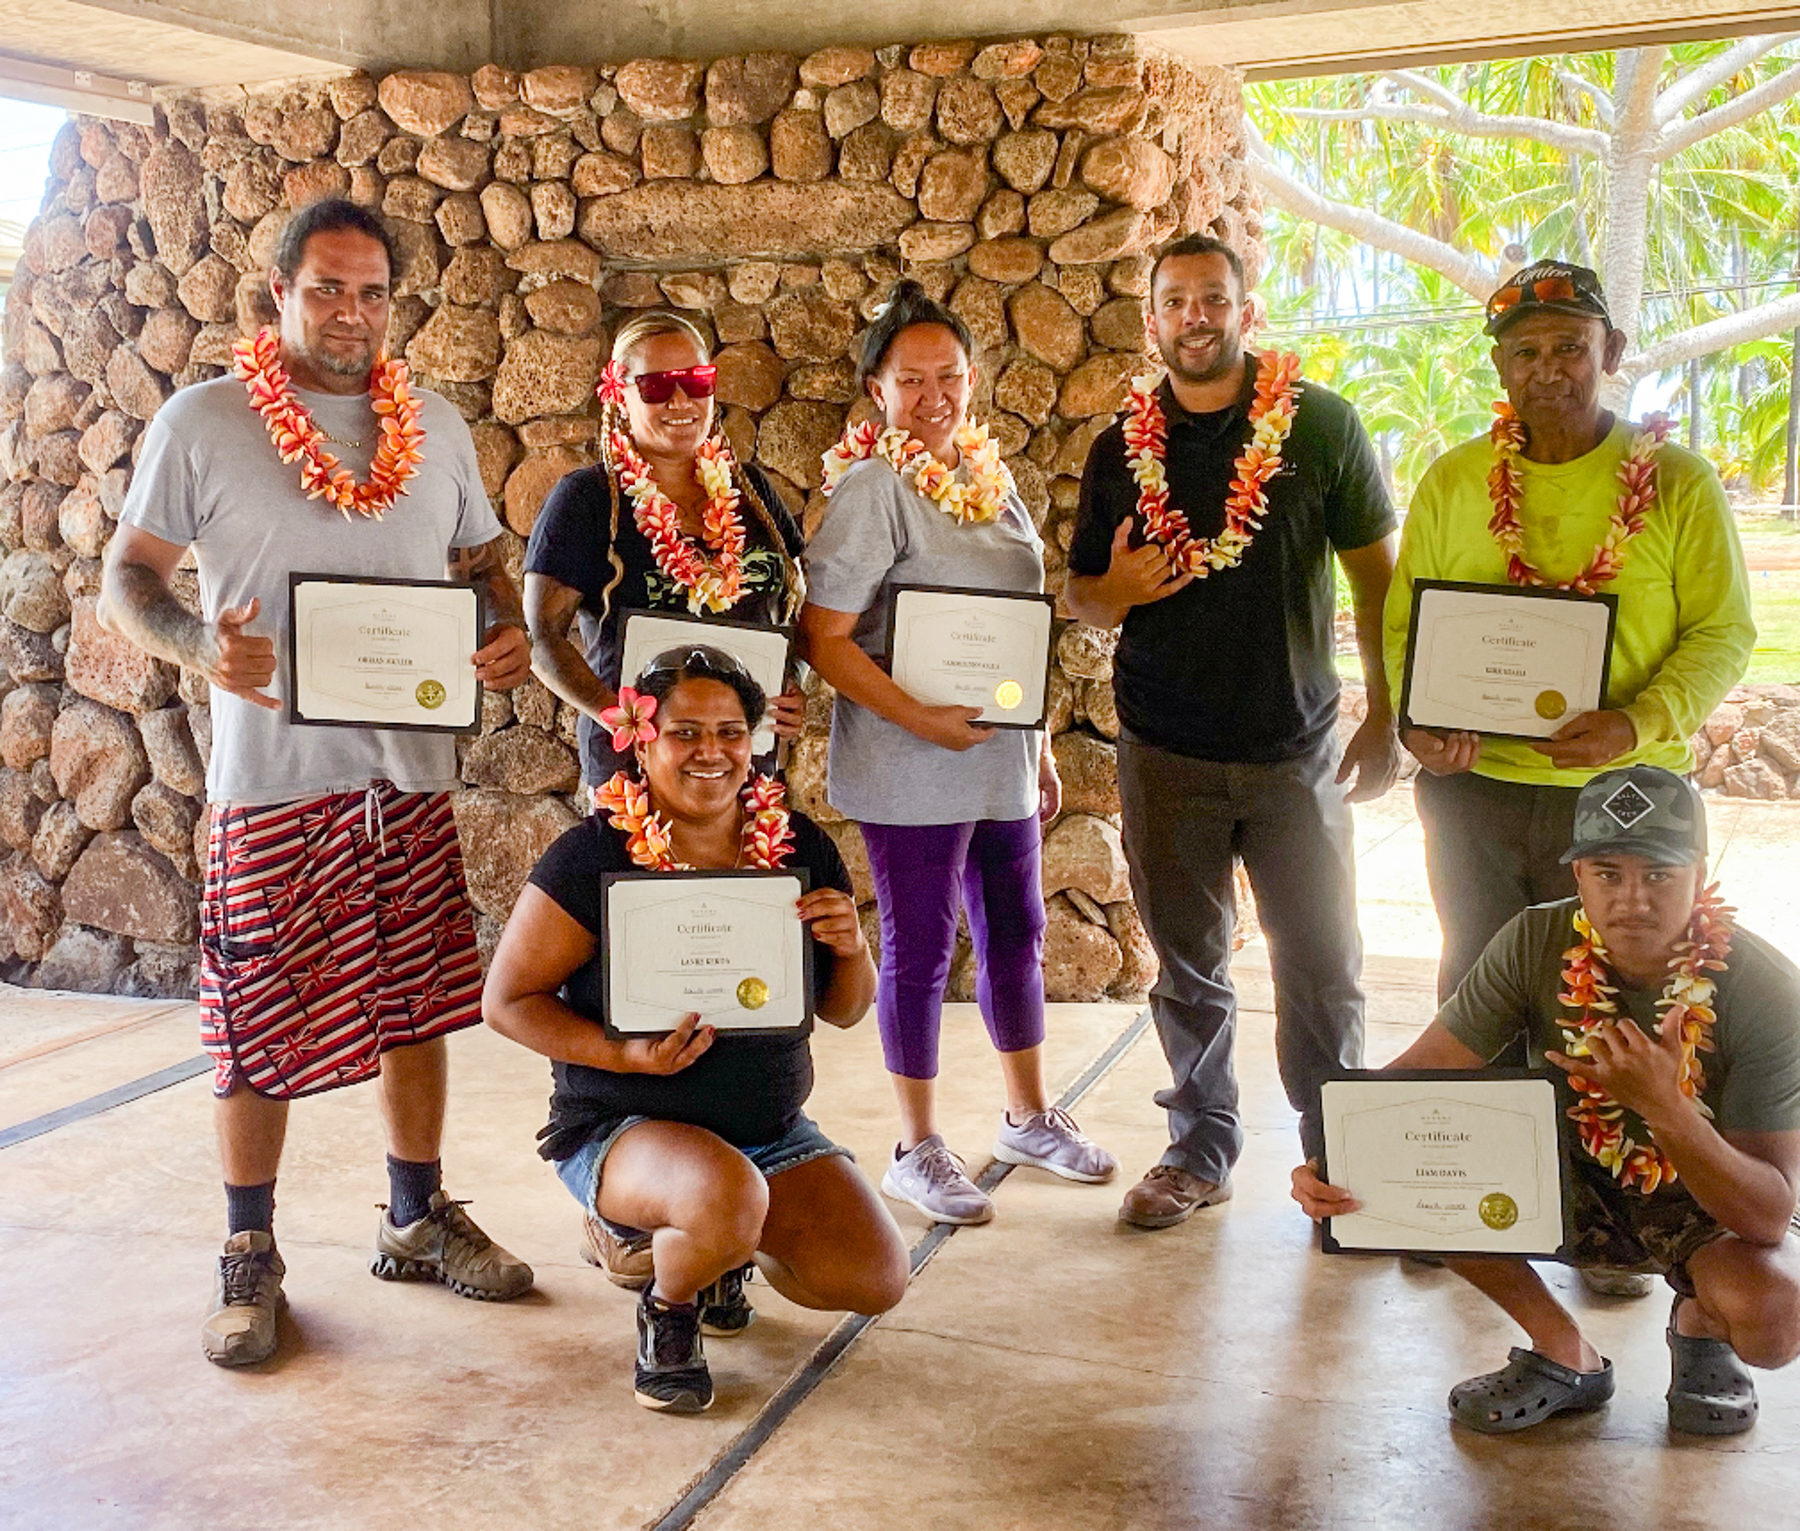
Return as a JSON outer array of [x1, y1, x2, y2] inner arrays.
[[801, 283, 1117, 1224]]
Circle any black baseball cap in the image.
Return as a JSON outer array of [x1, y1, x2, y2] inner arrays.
[[1485, 260, 1612, 336], [1559, 766, 1706, 867]]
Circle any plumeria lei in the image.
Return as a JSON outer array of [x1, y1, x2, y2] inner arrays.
[[593, 770, 795, 871], [605, 428, 748, 615], [598, 686, 658, 754], [1124, 351, 1301, 577], [1487, 403, 1670, 592], [1556, 885, 1734, 1193], [232, 328, 425, 520], [820, 419, 1013, 525]]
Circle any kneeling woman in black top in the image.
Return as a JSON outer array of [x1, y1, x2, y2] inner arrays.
[[484, 646, 909, 1413]]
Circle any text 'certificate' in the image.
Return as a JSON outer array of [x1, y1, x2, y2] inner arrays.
[[289, 575, 481, 732], [601, 871, 811, 1037], [1400, 580, 1616, 740], [887, 585, 1054, 730], [1321, 1072, 1567, 1257]]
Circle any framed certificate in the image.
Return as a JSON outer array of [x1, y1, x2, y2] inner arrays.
[[884, 584, 1055, 730], [1399, 580, 1617, 740], [288, 574, 482, 732], [599, 869, 814, 1038], [618, 609, 794, 757], [1320, 1070, 1569, 1258]]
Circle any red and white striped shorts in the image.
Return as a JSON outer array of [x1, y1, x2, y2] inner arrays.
[[199, 783, 484, 1100]]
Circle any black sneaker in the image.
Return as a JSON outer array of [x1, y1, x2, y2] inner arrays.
[[635, 1287, 713, 1414], [700, 1263, 757, 1337]]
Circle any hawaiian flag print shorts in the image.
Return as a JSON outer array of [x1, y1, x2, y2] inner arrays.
[[199, 783, 485, 1099]]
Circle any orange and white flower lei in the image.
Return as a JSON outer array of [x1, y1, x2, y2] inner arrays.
[[1487, 403, 1670, 593], [232, 328, 425, 520], [821, 420, 1013, 525], [594, 769, 794, 871], [1556, 885, 1733, 1193], [605, 430, 748, 615], [1124, 351, 1301, 577]]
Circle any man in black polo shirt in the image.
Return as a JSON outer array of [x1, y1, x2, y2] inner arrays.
[[1067, 233, 1400, 1228]]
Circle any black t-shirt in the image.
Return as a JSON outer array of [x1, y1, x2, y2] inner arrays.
[[529, 806, 852, 1160], [523, 462, 806, 782], [1070, 358, 1395, 762]]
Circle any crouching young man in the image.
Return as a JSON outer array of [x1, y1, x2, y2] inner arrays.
[[1293, 766, 1800, 1433]]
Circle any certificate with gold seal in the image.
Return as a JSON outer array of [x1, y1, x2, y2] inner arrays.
[[288, 574, 482, 732], [600, 870, 813, 1037], [885, 585, 1055, 730], [1399, 580, 1617, 740], [1320, 1071, 1569, 1258]]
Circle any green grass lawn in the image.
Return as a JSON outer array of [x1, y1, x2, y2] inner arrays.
[[1330, 514, 1800, 686]]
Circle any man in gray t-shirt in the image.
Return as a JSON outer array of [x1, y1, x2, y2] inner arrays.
[[101, 201, 536, 1368]]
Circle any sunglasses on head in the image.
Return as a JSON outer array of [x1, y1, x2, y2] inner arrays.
[[629, 365, 718, 404], [638, 645, 753, 683], [1486, 275, 1581, 319]]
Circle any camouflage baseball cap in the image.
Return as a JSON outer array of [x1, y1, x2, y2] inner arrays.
[[1484, 260, 1612, 336], [1559, 766, 1706, 866]]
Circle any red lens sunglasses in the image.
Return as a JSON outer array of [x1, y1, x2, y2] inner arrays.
[[630, 365, 718, 403]]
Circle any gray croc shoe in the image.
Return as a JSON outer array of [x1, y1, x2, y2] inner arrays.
[[1449, 1347, 1616, 1433], [1667, 1299, 1758, 1435]]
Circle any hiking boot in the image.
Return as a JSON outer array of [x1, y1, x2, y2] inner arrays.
[[881, 1135, 993, 1225], [1119, 1165, 1232, 1229], [700, 1263, 757, 1337], [371, 1191, 534, 1300], [1581, 1266, 1657, 1299], [580, 1213, 654, 1290], [202, 1230, 286, 1367], [636, 1287, 713, 1413], [994, 1106, 1118, 1183]]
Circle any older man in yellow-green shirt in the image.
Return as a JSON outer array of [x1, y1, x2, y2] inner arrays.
[[1385, 260, 1754, 1007]]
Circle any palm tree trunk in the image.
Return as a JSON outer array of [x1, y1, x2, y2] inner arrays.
[[1688, 358, 1703, 453], [1783, 323, 1800, 518]]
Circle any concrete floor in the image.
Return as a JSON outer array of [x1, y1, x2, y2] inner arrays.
[[2, 785, 1798, 1531]]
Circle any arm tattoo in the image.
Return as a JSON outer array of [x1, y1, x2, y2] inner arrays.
[[103, 558, 213, 671], [449, 536, 526, 629]]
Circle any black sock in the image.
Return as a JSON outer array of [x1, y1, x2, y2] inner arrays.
[[225, 1181, 276, 1236], [385, 1156, 442, 1226]]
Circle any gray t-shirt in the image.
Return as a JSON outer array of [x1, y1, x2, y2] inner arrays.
[[121, 375, 502, 805], [803, 456, 1043, 826]]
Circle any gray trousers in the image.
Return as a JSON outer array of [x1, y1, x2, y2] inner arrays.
[[1116, 732, 1365, 1180], [1414, 770, 1581, 1003]]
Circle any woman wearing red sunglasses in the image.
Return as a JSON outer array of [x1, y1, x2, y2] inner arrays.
[[524, 311, 808, 803]]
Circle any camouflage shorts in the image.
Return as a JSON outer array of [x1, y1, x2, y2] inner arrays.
[[1563, 1162, 1800, 1296]]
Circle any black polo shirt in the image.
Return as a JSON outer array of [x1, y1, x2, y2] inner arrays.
[[1070, 356, 1394, 763]]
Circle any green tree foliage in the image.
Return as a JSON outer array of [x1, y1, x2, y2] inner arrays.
[[1247, 39, 1800, 503]]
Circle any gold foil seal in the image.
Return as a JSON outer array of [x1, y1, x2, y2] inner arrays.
[[415, 679, 446, 710], [1479, 1192, 1518, 1231], [1534, 689, 1566, 721], [736, 976, 769, 1010], [994, 679, 1024, 710]]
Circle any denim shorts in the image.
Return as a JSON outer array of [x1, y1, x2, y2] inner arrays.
[[553, 1112, 851, 1214]]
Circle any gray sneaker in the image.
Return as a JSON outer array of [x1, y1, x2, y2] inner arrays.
[[880, 1134, 993, 1225], [1581, 1266, 1657, 1299], [371, 1191, 534, 1300], [993, 1107, 1118, 1183], [202, 1230, 286, 1367]]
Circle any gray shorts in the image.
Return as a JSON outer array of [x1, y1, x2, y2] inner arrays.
[[553, 1112, 851, 1214]]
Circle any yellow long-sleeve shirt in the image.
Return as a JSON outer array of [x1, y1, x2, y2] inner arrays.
[[1383, 421, 1754, 789]]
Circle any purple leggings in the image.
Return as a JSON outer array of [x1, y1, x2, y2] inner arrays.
[[859, 816, 1048, 1080]]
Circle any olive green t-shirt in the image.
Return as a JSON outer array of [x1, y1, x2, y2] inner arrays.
[[1441, 898, 1800, 1148]]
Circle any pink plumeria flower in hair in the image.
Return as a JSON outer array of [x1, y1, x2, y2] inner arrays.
[[600, 686, 658, 753], [598, 359, 628, 407]]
